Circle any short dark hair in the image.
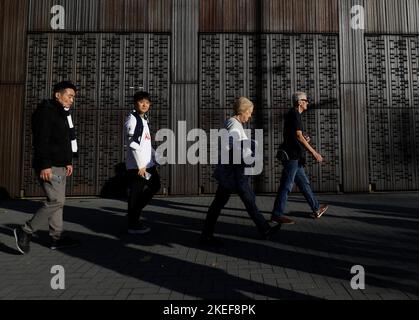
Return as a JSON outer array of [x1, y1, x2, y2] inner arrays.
[[134, 91, 151, 104], [53, 81, 77, 94]]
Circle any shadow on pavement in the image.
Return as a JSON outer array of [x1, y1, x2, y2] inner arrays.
[[1, 197, 419, 298]]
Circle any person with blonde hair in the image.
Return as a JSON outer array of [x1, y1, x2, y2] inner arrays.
[[201, 97, 280, 246]]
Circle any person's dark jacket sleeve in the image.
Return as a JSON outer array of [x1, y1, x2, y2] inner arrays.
[[32, 106, 53, 170], [32, 100, 73, 171]]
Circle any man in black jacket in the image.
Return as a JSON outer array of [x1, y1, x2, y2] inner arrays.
[[14, 81, 80, 254], [271, 92, 328, 225]]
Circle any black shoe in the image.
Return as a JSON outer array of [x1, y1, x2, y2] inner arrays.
[[200, 235, 224, 247], [50, 236, 81, 250], [262, 223, 281, 240], [14, 226, 31, 254], [128, 221, 151, 235]]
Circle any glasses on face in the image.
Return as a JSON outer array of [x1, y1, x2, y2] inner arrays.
[[300, 99, 309, 103]]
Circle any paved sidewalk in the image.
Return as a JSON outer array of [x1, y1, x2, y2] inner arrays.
[[1, 193, 419, 300]]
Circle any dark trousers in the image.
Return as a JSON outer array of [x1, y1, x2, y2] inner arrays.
[[127, 166, 161, 226], [202, 183, 270, 237]]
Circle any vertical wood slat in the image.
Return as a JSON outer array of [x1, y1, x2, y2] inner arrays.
[[340, 84, 369, 192], [0, 0, 28, 197], [0, 86, 25, 197], [339, 0, 369, 192], [366, 0, 419, 34], [170, 85, 199, 195], [172, 0, 199, 83], [171, 0, 200, 195], [340, 1, 365, 83], [0, 0, 28, 83]]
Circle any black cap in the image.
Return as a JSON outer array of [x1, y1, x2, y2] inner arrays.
[[53, 81, 77, 94], [134, 91, 151, 104]]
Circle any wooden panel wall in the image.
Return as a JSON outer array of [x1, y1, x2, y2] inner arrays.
[[262, 0, 339, 33], [0, 0, 28, 83], [28, 0, 171, 32], [0, 86, 25, 198], [366, 0, 419, 34], [171, 0, 200, 195], [0, 0, 28, 198], [200, 0, 258, 32], [200, 0, 339, 33], [339, 0, 369, 192], [3, 0, 418, 197]]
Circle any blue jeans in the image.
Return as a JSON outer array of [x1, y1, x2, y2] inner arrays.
[[272, 160, 319, 217]]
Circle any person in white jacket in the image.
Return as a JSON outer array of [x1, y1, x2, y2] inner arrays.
[[201, 97, 281, 246], [125, 91, 161, 234]]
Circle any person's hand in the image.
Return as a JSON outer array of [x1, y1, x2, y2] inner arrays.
[[313, 151, 324, 163], [66, 165, 73, 177], [304, 134, 311, 143], [40, 168, 52, 182], [138, 167, 147, 177]]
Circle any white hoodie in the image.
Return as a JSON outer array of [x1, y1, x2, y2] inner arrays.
[[125, 113, 155, 170]]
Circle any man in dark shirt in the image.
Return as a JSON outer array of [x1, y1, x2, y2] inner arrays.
[[271, 91, 328, 225], [14, 81, 81, 254]]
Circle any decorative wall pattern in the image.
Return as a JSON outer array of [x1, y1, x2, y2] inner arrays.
[[23, 33, 170, 196], [366, 35, 419, 191], [199, 34, 341, 193]]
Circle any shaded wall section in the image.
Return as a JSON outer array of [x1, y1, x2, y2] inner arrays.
[[28, 0, 171, 32], [200, 0, 339, 33], [0, 0, 28, 198], [2, 0, 419, 197]]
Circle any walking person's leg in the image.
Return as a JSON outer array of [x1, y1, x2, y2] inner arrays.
[[15, 167, 75, 253], [237, 183, 280, 238], [136, 166, 161, 212], [294, 167, 328, 219], [23, 167, 67, 237], [271, 160, 299, 224], [127, 169, 149, 234], [46, 167, 67, 241], [201, 185, 231, 244], [294, 166, 319, 212]]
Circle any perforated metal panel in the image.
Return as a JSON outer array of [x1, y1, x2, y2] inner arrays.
[[366, 35, 419, 191], [23, 33, 170, 197], [199, 34, 341, 194]]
